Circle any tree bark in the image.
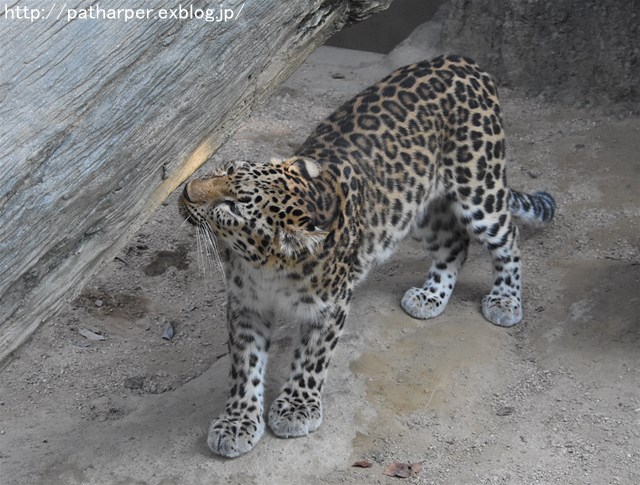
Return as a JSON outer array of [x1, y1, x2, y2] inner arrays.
[[0, 0, 392, 365]]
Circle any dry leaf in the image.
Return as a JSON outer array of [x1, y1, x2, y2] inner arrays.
[[352, 460, 373, 468], [383, 461, 422, 478]]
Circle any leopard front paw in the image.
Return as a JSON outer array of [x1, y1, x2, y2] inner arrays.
[[401, 287, 448, 319], [207, 414, 264, 458], [482, 295, 522, 327], [268, 390, 322, 438]]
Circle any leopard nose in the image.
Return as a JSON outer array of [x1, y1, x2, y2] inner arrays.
[[182, 177, 231, 204]]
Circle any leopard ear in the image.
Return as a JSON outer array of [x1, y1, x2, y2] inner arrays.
[[285, 157, 320, 179], [277, 225, 328, 258]]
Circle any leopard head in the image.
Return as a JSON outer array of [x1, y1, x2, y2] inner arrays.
[[180, 157, 331, 266]]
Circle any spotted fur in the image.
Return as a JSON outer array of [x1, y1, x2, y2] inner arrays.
[[180, 55, 555, 457]]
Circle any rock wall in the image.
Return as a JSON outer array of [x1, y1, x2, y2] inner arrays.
[[440, 0, 640, 104]]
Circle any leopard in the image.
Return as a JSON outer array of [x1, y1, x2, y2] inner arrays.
[[180, 55, 556, 458]]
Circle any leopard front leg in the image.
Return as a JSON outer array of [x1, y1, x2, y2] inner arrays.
[[208, 296, 272, 458], [268, 302, 348, 438]]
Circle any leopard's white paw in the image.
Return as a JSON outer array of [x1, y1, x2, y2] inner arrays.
[[268, 392, 322, 438], [482, 295, 522, 327], [207, 414, 264, 458], [401, 287, 448, 319]]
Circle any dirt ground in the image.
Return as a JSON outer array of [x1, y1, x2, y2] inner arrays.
[[1, 41, 639, 485]]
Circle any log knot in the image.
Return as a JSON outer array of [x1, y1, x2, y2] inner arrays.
[[346, 0, 393, 23]]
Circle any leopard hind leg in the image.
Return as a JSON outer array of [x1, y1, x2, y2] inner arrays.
[[402, 195, 470, 319], [454, 193, 523, 327]]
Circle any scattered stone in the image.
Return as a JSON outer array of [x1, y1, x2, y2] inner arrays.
[[123, 377, 144, 390], [94, 299, 104, 307], [496, 406, 515, 416], [162, 323, 175, 341], [79, 328, 105, 341]]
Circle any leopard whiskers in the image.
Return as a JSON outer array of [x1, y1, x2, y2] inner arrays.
[[195, 224, 206, 278], [179, 215, 193, 230], [201, 223, 226, 282], [201, 225, 217, 278]]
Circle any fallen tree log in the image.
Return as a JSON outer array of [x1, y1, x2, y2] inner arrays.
[[0, 0, 392, 365]]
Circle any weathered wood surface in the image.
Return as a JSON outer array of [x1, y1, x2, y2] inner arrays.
[[0, 0, 392, 365]]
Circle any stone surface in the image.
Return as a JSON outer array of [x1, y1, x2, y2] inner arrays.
[[440, 0, 640, 104]]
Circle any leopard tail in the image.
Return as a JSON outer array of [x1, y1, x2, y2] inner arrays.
[[508, 189, 556, 226]]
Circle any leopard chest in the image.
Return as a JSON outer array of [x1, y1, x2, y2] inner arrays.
[[227, 258, 331, 322]]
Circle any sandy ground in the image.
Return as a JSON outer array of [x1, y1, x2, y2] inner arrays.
[[1, 41, 639, 485]]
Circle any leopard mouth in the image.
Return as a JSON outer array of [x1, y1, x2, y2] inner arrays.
[[180, 203, 202, 226]]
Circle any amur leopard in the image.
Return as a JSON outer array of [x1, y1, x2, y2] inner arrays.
[[180, 55, 555, 458]]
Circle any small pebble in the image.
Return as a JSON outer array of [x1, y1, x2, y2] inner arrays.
[[79, 328, 105, 341], [124, 376, 144, 390], [162, 323, 175, 341], [496, 406, 515, 416]]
